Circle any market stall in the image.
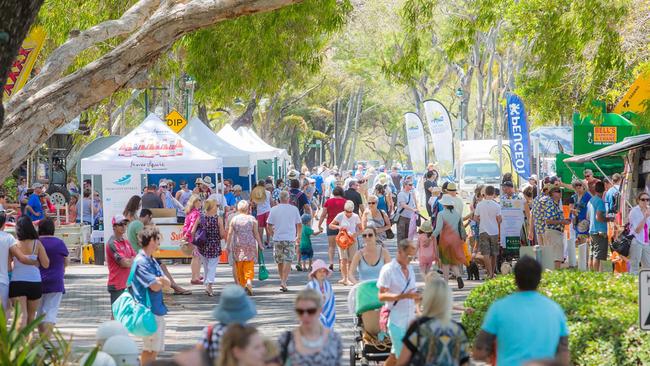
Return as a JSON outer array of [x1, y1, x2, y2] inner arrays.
[[80, 114, 223, 258], [179, 117, 256, 190], [236, 126, 290, 179]]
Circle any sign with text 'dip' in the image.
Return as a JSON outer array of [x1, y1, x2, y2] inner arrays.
[[165, 110, 187, 133], [639, 269, 650, 331]]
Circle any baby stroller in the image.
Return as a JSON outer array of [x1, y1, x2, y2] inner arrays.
[[347, 280, 392, 365]]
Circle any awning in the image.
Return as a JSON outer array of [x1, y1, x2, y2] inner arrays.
[[563, 133, 650, 164]]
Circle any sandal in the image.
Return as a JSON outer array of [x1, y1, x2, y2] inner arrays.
[[280, 286, 288, 292], [173, 289, 193, 295], [245, 286, 253, 296]]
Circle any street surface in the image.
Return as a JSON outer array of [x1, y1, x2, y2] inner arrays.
[[57, 230, 479, 360]]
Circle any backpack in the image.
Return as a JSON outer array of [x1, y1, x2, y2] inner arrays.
[[609, 189, 621, 214], [289, 190, 304, 211]]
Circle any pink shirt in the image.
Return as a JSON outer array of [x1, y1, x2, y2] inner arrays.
[[183, 208, 201, 242]]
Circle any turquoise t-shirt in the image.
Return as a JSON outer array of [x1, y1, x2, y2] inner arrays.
[[300, 226, 314, 252], [587, 196, 608, 234], [481, 291, 569, 366]]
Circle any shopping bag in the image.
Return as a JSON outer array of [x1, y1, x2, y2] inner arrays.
[[258, 248, 269, 281]]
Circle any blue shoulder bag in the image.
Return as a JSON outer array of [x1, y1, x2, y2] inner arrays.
[[112, 262, 158, 337]]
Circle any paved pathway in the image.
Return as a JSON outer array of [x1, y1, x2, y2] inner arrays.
[[56, 230, 480, 361]]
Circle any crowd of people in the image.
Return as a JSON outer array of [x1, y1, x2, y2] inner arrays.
[[1, 161, 639, 366]]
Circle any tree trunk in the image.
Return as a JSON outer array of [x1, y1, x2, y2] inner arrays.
[[0, 0, 303, 182], [232, 96, 258, 129], [344, 88, 363, 170], [337, 94, 355, 165], [0, 0, 44, 127], [197, 103, 209, 125]]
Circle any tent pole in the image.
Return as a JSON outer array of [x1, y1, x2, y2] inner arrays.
[[248, 168, 252, 193]]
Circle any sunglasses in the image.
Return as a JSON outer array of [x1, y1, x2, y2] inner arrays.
[[406, 183, 413, 186], [640, 198, 650, 202], [585, 175, 592, 178], [362, 233, 375, 238], [295, 308, 318, 316], [368, 202, 377, 205]]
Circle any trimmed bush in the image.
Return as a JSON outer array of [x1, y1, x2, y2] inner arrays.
[[461, 270, 646, 365]]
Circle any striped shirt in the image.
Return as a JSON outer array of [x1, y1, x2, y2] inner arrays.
[[306, 279, 336, 328]]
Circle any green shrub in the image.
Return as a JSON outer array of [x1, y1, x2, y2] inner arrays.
[[0, 305, 98, 365], [461, 270, 641, 365]]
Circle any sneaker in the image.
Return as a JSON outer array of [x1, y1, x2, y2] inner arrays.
[[296, 264, 303, 271]]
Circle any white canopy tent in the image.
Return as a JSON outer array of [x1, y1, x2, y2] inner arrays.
[[180, 117, 253, 168], [81, 114, 223, 242], [81, 114, 222, 174], [217, 124, 279, 161], [236, 126, 290, 161]]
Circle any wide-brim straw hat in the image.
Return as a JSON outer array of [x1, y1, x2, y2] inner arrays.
[[250, 186, 267, 203]]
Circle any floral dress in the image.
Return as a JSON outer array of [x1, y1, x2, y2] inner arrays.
[[230, 214, 258, 262], [198, 214, 222, 258]]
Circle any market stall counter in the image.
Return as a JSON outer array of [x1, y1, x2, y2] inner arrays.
[[150, 208, 190, 259]]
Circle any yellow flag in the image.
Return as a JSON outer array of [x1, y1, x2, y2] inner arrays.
[[3, 26, 46, 100], [613, 72, 650, 114]]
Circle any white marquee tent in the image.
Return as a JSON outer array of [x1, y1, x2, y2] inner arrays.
[[180, 117, 253, 168], [217, 124, 279, 161], [81, 114, 223, 174], [236, 126, 290, 161]]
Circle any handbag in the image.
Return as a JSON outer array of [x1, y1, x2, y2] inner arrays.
[[379, 275, 411, 332], [336, 229, 355, 250], [193, 215, 207, 247], [112, 263, 158, 337], [382, 210, 395, 239], [258, 248, 269, 281]]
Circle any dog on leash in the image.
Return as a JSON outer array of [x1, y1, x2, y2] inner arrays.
[[467, 261, 480, 281]]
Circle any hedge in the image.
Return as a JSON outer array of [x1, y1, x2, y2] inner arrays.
[[461, 270, 650, 365]]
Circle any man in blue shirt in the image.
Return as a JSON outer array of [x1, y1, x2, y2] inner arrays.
[[604, 173, 621, 214], [587, 181, 608, 271], [473, 256, 570, 366], [25, 183, 45, 221]]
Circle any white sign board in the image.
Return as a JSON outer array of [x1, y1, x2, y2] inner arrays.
[[500, 198, 525, 248], [640, 269, 650, 331], [102, 170, 142, 244]]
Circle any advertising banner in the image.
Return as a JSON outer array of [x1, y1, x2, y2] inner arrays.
[[3, 26, 46, 100], [500, 198, 525, 248], [404, 112, 427, 172], [506, 94, 532, 179], [423, 100, 454, 175], [102, 170, 142, 244]]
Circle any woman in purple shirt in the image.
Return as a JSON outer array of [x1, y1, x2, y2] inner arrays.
[[37, 218, 69, 337]]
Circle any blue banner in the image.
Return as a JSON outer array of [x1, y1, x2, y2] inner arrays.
[[505, 94, 532, 179]]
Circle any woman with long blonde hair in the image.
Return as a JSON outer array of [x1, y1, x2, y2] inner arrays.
[[396, 274, 470, 366], [182, 194, 203, 285], [217, 324, 267, 366], [191, 199, 225, 296]]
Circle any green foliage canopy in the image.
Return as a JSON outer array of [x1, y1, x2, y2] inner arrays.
[[182, 0, 352, 104]]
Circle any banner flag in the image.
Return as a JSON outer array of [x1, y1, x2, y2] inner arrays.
[[423, 100, 454, 175], [505, 94, 532, 179], [404, 112, 427, 172], [3, 26, 46, 100]]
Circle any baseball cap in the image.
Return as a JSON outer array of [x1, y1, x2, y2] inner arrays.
[[112, 214, 128, 225]]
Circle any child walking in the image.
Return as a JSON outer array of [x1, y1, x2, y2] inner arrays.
[[298, 214, 321, 272], [417, 220, 439, 278], [306, 259, 335, 328]]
